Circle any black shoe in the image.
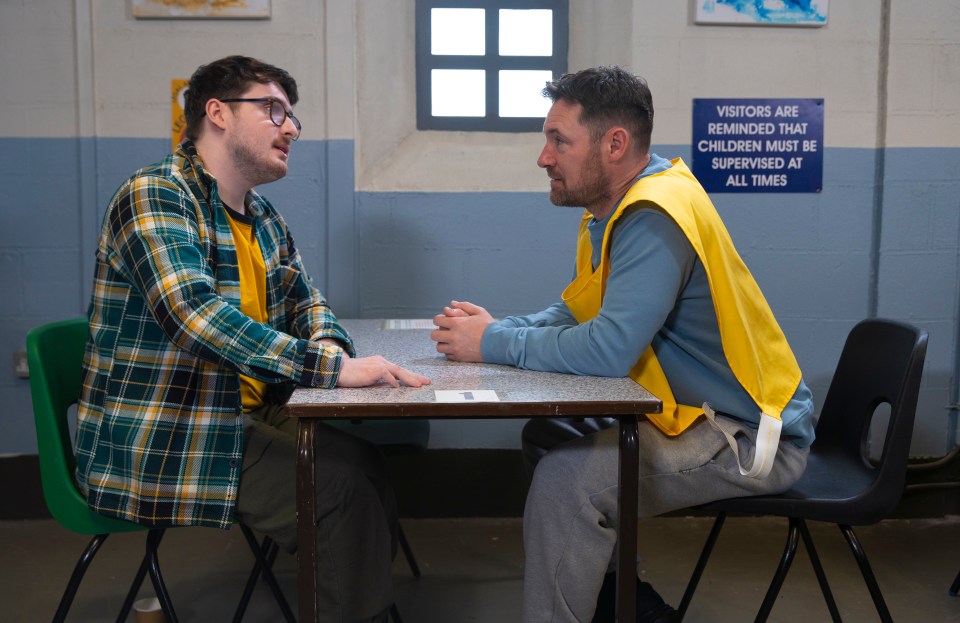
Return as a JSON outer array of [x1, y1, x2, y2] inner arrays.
[[636, 580, 680, 623], [593, 573, 680, 623]]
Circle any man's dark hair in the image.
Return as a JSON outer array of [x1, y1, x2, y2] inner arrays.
[[542, 66, 653, 154], [183, 55, 299, 142]]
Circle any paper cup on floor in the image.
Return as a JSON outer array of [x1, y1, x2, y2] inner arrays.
[[133, 596, 166, 623]]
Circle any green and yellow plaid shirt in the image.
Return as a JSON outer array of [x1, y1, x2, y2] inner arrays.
[[76, 142, 355, 529]]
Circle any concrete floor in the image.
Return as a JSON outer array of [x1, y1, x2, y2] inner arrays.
[[1, 516, 957, 622]]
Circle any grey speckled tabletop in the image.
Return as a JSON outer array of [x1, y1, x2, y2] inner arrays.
[[287, 319, 661, 418]]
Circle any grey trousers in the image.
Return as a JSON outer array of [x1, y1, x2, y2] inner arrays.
[[235, 403, 397, 623], [521, 416, 809, 623]]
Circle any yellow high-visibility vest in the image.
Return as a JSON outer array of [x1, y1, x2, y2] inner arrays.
[[561, 158, 801, 478]]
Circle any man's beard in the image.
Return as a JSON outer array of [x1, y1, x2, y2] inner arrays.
[[549, 149, 610, 209], [229, 136, 287, 187]]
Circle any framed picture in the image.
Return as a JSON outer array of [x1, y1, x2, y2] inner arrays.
[[696, 0, 828, 27], [132, 0, 270, 20]]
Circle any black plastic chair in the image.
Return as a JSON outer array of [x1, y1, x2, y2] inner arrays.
[[27, 318, 294, 623], [678, 318, 928, 623]]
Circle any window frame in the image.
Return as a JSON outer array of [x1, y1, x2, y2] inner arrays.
[[415, 0, 569, 132]]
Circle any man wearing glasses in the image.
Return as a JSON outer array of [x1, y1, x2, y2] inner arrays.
[[75, 56, 427, 623]]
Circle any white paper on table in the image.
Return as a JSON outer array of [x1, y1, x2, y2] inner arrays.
[[434, 390, 500, 403], [382, 319, 435, 330]]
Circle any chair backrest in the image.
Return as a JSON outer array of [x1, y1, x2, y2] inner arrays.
[[26, 317, 143, 534], [813, 318, 928, 516]]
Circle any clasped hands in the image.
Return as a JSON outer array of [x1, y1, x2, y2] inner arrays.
[[325, 299, 493, 389], [430, 300, 494, 362]]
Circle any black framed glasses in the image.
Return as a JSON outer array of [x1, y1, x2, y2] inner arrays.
[[220, 97, 302, 140]]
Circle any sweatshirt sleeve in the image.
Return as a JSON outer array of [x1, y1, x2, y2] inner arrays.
[[480, 207, 696, 376]]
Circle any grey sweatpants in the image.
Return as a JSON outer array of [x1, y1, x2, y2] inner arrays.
[[235, 403, 397, 623], [522, 415, 809, 623]]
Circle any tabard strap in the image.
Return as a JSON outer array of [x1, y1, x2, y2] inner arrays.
[[702, 402, 782, 479]]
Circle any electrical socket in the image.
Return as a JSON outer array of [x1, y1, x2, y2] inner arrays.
[[13, 351, 29, 379]]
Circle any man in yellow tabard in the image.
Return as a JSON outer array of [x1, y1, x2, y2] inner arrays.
[[431, 67, 815, 623]]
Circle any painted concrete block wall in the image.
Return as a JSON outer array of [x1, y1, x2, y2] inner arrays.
[[1, 1, 958, 457], [1, 0, 83, 454], [352, 0, 959, 454], [878, 3, 960, 452], [876, 150, 960, 450]]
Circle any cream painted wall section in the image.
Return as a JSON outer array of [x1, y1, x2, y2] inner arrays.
[[355, 1, 542, 193], [5, 1, 956, 151], [1, 1, 357, 141], [635, 1, 883, 149], [0, 1, 78, 138], [886, 1, 960, 148], [321, 2, 357, 141], [355, 1, 892, 192], [88, 1, 329, 139], [355, 0, 633, 192]]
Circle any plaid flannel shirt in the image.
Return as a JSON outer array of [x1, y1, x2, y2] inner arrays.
[[75, 142, 355, 529]]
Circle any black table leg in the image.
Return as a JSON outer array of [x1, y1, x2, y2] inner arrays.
[[617, 414, 640, 621], [297, 419, 318, 623]]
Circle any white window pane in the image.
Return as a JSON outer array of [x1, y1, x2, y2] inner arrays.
[[499, 9, 552, 56], [432, 69, 486, 117], [432, 8, 485, 56], [499, 70, 552, 118]]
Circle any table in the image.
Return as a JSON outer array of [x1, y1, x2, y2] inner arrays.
[[286, 319, 662, 621]]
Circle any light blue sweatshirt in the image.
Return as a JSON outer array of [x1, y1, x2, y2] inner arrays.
[[481, 154, 815, 447]]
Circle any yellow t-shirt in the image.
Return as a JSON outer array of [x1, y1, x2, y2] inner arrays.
[[226, 209, 268, 411]]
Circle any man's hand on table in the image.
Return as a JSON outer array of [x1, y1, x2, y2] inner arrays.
[[431, 300, 493, 363], [319, 338, 430, 388], [336, 355, 431, 388]]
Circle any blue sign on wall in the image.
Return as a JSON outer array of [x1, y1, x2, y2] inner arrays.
[[692, 98, 823, 193]]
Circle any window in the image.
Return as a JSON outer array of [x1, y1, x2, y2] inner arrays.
[[416, 0, 569, 132]]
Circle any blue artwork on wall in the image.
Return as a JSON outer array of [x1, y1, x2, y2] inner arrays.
[[697, 0, 828, 26]]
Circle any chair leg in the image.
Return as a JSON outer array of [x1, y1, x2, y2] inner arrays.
[[796, 519, 842, 622], [52, 533, 109, 623], [390, 602, 404, 623], [950, 569, 960, 596], [145, 528, 179, 623], [678, 512, 727, 619], [115, 546, 155, 623], [838, 524, 893, 623], [398, 524, 421, 579], [235, 524, 296, 623], [754, 517, 802, 623], [233, 531, 274, 623]]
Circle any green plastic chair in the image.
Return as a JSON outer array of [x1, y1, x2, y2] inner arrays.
[[27, 318, 294, 623]]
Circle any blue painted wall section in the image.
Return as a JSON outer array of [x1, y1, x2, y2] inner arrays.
[[1, 138, 956, 455], [878, 148, 960, 450], [355, 190, 582, 319]]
